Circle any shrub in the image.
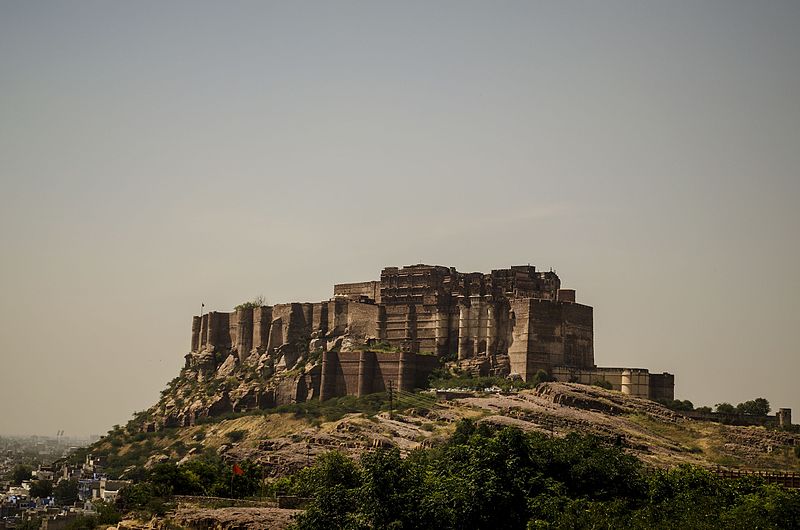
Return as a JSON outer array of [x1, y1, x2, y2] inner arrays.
[[225, 430, 247, 443], [592, 379, 613, 390], [532, 369, 554, 385], [171, 441, 188, 456], [234, 296, 266, 311], [657, 399, 694, 412], [428, 374, 532, 392]]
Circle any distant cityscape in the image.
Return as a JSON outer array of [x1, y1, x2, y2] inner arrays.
[[0, 434, 123, 529]]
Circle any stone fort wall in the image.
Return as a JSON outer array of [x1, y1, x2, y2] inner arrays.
[[188, 263, 674, 402], [318, 350, 440, 401]]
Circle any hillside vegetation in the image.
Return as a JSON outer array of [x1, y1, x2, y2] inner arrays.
[[106, 419, 800, 530], [86, 382, 800, 483]]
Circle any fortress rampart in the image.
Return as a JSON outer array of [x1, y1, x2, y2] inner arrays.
[[187, 263, 674, 402], [318, 350, 440, 401]]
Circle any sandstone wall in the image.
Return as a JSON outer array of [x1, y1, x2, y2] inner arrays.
[[509, 299, 562, 379], [562, 303, 594, 368], [345, 301, 379, 338], [557, 289, 576, 303], [252, 306, 273, 354], [184, 263, 673, 408], [311, 302, 329, 336], [550, 366, 672, 400], [509, 300, 597, 381], [648, 372, 675, 400], [508, 299, 533, 379], [318, 351, 440, 401], [334, 281, 381, 303]]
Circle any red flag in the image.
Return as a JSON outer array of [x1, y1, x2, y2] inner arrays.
[[232, 463, 244, 476]]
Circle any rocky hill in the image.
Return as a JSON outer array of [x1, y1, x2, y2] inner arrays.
[[92, 380, 799, 481]]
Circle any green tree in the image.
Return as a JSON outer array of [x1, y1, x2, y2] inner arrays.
[[29, 479, 53, 498], [148, 462, 204, 496], [358, 449, 422, 529], [657, 398, 694, 412], [715, 402, 736, 414], [289, 452, 364, 530], [235, 295, 266, 311], [116, 482, 155, 511], [94, 500, 122, 525], [54, 479, 79, 506], [284, 420, 800, 529], [293, 485, 362, 530], [289, 451, 361, 498], [10, 464, 32, 485], [736, 398, 770, 416]]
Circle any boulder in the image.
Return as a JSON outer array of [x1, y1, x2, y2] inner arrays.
[[216, 354, 238, 378], [144, 453, 170, 470]]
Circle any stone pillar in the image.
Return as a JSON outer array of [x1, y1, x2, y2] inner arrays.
[[458, 299, 470, 360], [486, 305, 495, 355], [377, 306, 387, 341], [319, 302, 330, 336], [398, 351, 415, 392], [191, 316, 201, 352], [235, 308, 253, 363], [475, 296, 486, 355], [329, 299, 347, 336], [471, 296, 482, 356], [302, 303, 314, 333], [206, 312, 218, 352], [357, 351, 373, 397], [405, 304, 417, 353], [319, 350, 338, 402], [267, 317, 283, 353], [434, 309, 447, 356], [199, 314, 209, 350], [252, 306, 272, 354]]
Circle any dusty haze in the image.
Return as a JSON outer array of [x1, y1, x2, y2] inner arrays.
[[1, 1, 798, 436]]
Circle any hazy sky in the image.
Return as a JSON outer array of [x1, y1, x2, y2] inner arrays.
[[1, 1, 798, 436]]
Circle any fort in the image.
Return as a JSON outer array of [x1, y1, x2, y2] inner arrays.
[[185, 264, 674, 404]]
